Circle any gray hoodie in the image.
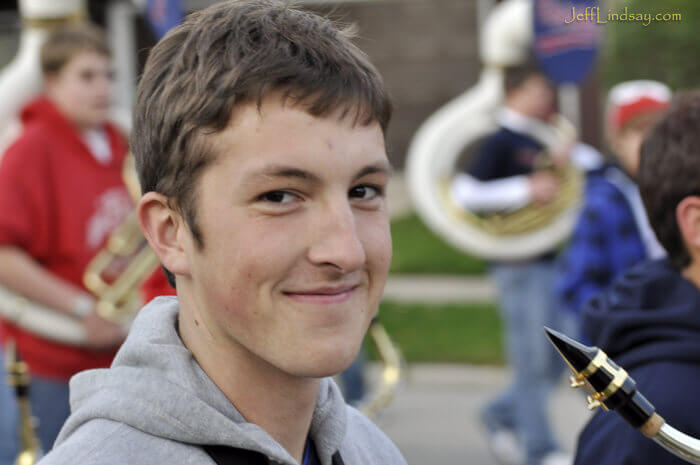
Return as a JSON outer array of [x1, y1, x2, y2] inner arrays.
[[37, 297, 406, 465]]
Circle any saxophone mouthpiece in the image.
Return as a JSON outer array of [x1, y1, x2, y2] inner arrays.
[[544, 328, 700, 464], [543, 327, 657, 430], [543, 326, 598, 374]]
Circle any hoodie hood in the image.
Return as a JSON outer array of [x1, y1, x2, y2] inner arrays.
[[21, 97, 81, 136], [19, 96, 125, 170], [582, 259, 700, 370], [55, 297, 348, 465]]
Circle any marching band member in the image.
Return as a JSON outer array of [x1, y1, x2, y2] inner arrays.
[[574, 91, 700, 465], [0, 23, 128, 461], [37, 2, 406, 464], [452, 61, 574, 465], [557, 81, 671, 335]]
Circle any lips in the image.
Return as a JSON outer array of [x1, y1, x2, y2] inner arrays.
[[283, 285, 359, 304]]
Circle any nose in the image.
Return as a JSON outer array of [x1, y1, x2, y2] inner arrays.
[[307, 198, 366, 273]]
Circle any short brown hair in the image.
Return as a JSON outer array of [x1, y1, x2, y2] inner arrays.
[[131, 0, 392, 287], [503, 60, 549, 95], [639, 92, 700, 270], [40, 22, 110, 76]]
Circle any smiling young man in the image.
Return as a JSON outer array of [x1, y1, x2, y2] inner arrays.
[[37, 2, 405, 465]]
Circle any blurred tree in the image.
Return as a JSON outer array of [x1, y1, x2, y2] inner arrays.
[[601, 0, 700, 91]]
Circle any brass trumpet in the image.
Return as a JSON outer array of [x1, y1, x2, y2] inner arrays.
[[0, 155, 158, 342], [82, 155, 159, 325], [82, 210, 159, 324]]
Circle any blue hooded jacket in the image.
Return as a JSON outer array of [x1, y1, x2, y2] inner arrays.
[[575, 259, 700, 465]]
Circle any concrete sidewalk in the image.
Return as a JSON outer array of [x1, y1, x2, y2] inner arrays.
[[385, 174, 498, 305], [383, 275, 497, 303], [366, 363, 592, 465]]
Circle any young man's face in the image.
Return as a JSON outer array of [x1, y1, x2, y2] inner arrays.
[[45, 50, 112, 129], [181, 97, 392, 378], [613, 127, 645, 176], [510, 75, 557, 121], [613, 115, 662, 177]]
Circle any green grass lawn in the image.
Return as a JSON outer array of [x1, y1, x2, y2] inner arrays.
[[369, 300, 504, 365], [390, 214, 486, 275]]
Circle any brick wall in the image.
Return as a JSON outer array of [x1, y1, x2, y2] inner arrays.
[[306, 1, 482, 167]]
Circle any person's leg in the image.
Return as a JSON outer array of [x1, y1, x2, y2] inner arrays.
[[0, 347, 19, 465], [513, 261, 561, 465], [28, 375, 71, 454], [481, 264, 524, 434]]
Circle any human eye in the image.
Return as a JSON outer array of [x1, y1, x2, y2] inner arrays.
[[257, 190, 300, 204], [349, 184, 384, 201], [80, 70, 95, 82]]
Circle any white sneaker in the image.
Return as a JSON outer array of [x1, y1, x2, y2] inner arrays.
[[540, 451, 573, 465], [487, 429, 525, 465]]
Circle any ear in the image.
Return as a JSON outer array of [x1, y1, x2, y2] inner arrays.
[[138, 192, 191, 279], [675, 196, 700, 252]]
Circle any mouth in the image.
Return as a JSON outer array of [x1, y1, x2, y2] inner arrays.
[[283, 285, 359, 305]]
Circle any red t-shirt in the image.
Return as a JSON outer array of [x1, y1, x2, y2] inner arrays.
[[0, 97, 131, 380]]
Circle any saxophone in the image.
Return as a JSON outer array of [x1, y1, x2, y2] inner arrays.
[[5, 340, 42, 465], [545, 327, 700, 464]]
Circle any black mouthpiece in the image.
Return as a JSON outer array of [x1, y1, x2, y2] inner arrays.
[[543, 326, 656, 430], [543, 326, 598, 373]]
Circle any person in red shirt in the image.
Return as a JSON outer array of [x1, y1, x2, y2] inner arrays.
[[0, 23, 129, 460]]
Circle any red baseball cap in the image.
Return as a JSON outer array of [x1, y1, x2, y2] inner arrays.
[[606, 80, 671, 132]]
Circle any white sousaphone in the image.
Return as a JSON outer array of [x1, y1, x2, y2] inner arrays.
[[405, 0, 582, 261]]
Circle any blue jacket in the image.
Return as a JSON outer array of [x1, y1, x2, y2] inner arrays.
[[574, 259, 700, 465], [557, 165, 647, 319]]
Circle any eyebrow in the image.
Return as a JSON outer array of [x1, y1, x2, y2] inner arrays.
[[248, 162, 393, 185]]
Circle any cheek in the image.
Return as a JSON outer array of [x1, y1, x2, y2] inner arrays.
[[66, 81, 89, 103], [203, 215, 298, 304], [362, 215, 392, 275]]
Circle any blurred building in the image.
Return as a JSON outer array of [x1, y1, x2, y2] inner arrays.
[[0, 0, 601, 167]]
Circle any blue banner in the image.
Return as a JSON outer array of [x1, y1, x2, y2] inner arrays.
[[146, 0, 184, 39], [533, 0, 600, 84]]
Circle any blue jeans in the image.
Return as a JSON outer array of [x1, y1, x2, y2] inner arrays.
[[0, 349, 70, 465], [339, 348, 367, 405], [482, 261, 572, 465]]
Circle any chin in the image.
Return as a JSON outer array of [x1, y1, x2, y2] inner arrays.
[[289, 340, 362, 379]]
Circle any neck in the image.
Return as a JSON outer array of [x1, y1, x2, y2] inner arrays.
[[682, 259, 700, 290], [505, 101, 546, 122], [46, 95, 101, 132], [178, 299, 318, 463]]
